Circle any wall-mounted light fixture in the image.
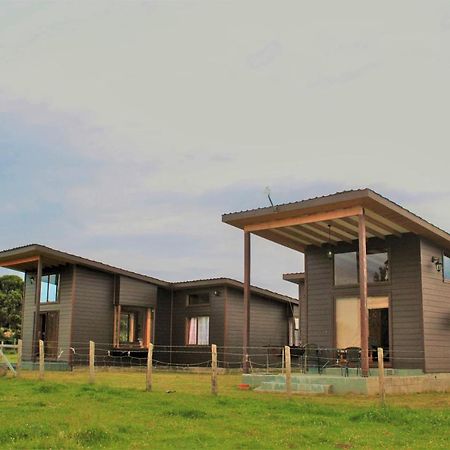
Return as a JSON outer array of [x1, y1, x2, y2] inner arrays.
[[29, 275, 35, 284], [213, 290, 221, 296], [431, 256, 443, 272]]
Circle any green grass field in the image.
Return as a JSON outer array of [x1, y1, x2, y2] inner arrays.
[[0, 370, 449, 449]]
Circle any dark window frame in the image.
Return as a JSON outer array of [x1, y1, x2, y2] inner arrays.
[[333, 248, 390, 287], [186, 292, 210, 306], [443, 253, 450, 283], [40, 273, 60, 304]]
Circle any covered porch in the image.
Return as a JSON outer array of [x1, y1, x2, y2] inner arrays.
[[222, 189, 450, 375]]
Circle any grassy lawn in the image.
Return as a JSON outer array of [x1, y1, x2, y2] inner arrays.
[[0, 370, 449, 449]]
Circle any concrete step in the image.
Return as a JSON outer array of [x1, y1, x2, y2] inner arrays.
[[255, 381, 332, 394]]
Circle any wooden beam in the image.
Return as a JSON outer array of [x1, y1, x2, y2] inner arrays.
[[254, 230, 305, 252], [271, 229, 315, 247], [341, 217, 386, 240], [365, 216, 402, 238], [309, 222, 354, 244], [286, 226, 330, 246], [244, 207, 363, 233], [359, 214, 369, 377], [0, 256, 39, 268], [145, 308, 152, 347], [243, 231, 251, 374]]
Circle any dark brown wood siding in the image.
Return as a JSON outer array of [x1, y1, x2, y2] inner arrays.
[[119, 276, 158, 307], [155, 288, 172, 346], [22, 265, 73, 362], [305, 234, 424, 369], [71, 266, 115, 352], [420, 238, 450, 372]]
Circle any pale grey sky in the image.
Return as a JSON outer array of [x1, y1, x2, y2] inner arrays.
[[1, 1, 449, 296]]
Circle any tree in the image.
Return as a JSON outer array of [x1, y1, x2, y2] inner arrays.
[[0, 275, 24, 340]]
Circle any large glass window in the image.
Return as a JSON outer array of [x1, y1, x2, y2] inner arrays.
[[187, 316, 209, 345], [40, 274, 59, 303], [187, 293, 210, 306], [334, 250, 389, 286], [444, 255, 450, 282], [334, 252, 358, 285], [367, 251, 389, 282]]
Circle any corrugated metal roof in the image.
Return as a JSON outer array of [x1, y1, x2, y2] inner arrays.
[[0, 244, 295, 303]]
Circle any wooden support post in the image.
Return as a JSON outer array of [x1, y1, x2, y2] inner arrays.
[[33, 257, 42, 361], [285, 346, 292, 398], [377, 347, 385, 406], [39, 340, 45, 380], [358, 213, 369, 377], [281, 347, 285, 374], [146, 343, 153, 392], [145, 308, 152, 348], [243, 231, 251, 374], [89, 341, 95, 384], [16, 339, 23, 378], [211, 344, 218, 396]]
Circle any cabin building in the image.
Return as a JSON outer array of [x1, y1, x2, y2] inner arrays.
[[223, 189, 450, 374], [0, 245, 297, 368]]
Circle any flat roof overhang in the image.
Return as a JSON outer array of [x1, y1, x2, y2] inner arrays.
[[222, 189, 450, 253], [0, 244, 169, 287]]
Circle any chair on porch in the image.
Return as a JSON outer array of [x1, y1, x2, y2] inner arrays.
[[342, 347, 361, 377], [317, 348, 340, 374]]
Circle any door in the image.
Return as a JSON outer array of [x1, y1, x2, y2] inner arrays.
[[40, 312, 59, 359]]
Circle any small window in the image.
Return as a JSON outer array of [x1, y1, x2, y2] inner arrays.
[[40, 274, 59, 303], [444, 255, 450, 282], [289, 318, 300, 346], [334, 252, 358, 286], [367, 250, 389, 282], [187, 316, 209, 345], [187, 293, 210, 306]]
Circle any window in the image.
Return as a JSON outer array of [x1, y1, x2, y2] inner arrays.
[[187, 316, 209, 345], [289, 318, 300, 346], [40, 274, 59, 303], [187, 293, 210, 306], [334, 252, 358, 285], [120, 312, 134, 343], [367, 251, 389, 282], [444, 255, 450, 282], [334, 250, 389, 286]]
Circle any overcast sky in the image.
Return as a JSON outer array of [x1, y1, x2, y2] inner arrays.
[[1, 1, 449, 296]]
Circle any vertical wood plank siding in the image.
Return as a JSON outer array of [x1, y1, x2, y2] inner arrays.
[[22, 266, 73, 361], [420, 238, 450, 372], [305, 234, 425, 369]]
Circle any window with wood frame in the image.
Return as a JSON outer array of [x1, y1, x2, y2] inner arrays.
[[40, 274, 59, 303], [187, 316, 209, 345]]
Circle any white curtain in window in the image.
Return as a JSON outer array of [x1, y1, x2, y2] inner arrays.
[[188, 318, 197, 345], [197, 316, 209, 345]]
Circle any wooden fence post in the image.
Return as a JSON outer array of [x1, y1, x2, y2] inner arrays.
[[285, 346, 292, 398], [146, 343, 153, 392], [89, 341, 95, 384], [211, 344, 218, 396], [377, 347, 385, 406], [281, 347, 285, 374], [16, 339, 23, 378], [39, 340, 45, 380]]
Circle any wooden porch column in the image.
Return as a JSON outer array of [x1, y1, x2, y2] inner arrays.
[[243, 231, 251, 373], [145, 308, 152, 347], [358, 213, 369, 377], [33, 257, 42, 361]]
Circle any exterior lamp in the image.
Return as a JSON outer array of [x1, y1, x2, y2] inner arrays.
[[326, 249, 334, 260], [431, 256, 443, 272]]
